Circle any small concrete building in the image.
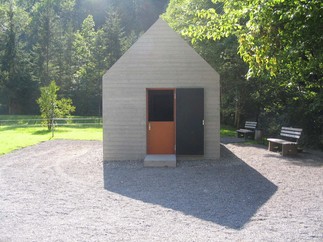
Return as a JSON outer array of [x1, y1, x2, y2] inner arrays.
[[102, 18, 220, 166]]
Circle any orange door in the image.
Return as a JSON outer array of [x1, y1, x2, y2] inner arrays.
[[147, 89, 175, 154], [147, 122, 175, 154]]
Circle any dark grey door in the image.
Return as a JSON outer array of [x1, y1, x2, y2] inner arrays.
[[176, 88, 204, 155]]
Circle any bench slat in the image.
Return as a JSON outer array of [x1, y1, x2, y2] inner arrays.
[[267, 138, 297, 145], [281, 127, 302, 132], [281, 130, 302, 135], [245, 125, 256, 129], [245, 121, 257, 129], [280, 133, 301, 139], [280, 127, 302, 139]]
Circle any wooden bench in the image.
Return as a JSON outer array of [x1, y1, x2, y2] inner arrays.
[[236, 121, 257, 139], [267, 127, 302, 155]]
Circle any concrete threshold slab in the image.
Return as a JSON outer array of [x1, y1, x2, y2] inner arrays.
[[144, 155, 176, 167]]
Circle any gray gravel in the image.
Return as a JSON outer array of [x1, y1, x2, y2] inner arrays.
[[0, 140, 322, 241]]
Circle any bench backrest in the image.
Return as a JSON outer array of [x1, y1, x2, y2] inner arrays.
[[280, 127, 302, 142], [245, 121, 257, 130]]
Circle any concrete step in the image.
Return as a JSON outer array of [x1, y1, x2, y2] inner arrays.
[[144, 155, 176, 167]]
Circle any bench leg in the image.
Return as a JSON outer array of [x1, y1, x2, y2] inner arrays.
[[282, 144, 297, 156], [237, 132, 244, 138], [268, 141, 275, 152], [268, 142, 282, 152]]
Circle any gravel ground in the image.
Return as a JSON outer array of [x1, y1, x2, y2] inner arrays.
[[0, 140, 322, 241]]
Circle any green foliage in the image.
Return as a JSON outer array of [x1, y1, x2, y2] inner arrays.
[[163, 0, 250, 127], [37, 81, 75, 130], [165, 0, 323, 148], [71, 9, 139, 115], [183, 0, 322, 113], [0, 0, 164, 116], [0, 0, 36, 114], [72, 15, 98, 92]]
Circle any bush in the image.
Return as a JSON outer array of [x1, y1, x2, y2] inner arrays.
[[37, 81, 75, 130]]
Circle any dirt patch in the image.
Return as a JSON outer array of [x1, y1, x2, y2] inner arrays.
[[0, 140, 322, 241]]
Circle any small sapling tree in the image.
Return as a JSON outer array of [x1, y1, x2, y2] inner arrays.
[[37, 81, 75, 131]]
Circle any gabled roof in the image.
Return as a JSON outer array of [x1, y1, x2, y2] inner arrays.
[[103, 18, 219, 82]]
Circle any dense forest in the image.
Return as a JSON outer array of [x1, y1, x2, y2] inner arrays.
[[0, 0, 167, 115], [0, 0, 322, 148]]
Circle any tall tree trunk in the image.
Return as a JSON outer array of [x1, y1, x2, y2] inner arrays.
[[234, 88, 241, 128]]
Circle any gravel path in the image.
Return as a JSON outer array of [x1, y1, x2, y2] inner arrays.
[[0, 140, 322, 241]]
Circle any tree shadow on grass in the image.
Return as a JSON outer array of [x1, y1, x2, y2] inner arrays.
[[31, 129, 72, 135], [31, 129, 52, 135], [31, 126, 101, 135], [0, 124, 101, 132], [0, 125, 47, 133], [103, 145, 277, 229], [0, 125, 29, 131]]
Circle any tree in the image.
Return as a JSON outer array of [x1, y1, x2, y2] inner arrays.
[[163, 0, 250, 127], [97, 8, 129, 69], [30, 0, 76, 87], [184, 0, 322, 113], [71, 10, 138, 115], [37, 80, 75, 130], [112, 0, 168, 33], [0, 0, 166, 116], [167, 0, 322, 147], [72, 15, 100, 115], [0, 0, 35, 114]]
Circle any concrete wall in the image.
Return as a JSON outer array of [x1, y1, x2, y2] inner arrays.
[[103, 18, 220, 161]]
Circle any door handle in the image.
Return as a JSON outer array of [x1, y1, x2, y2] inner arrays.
[[149, 123, 151, 130]]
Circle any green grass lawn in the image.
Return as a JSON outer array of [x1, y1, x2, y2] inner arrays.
[[220, 124, 236, 137], [0, 115, 237, 156], [0, 115, 102, 155]]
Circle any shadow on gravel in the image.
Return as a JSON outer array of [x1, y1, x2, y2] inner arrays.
[[264, 152, 323, 167], [220, 137, 247, 144], [103, 145, 277, 229]]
